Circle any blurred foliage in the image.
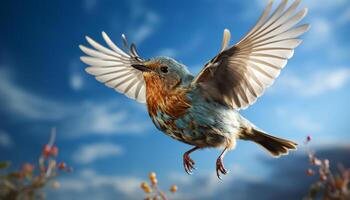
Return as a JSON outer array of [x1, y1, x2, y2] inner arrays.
[[140, 172, 177, 200], [304, 136, 350, 200], [0, 128, 71, 200]]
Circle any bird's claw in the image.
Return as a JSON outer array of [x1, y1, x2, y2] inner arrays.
[[183, 153, 196, 175], [216, 157, 228, 180]]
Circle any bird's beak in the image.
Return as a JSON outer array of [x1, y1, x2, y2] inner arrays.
[[131, 64, 152, 72]]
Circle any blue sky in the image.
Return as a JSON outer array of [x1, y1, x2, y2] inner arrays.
[[0, 0, 349, 199]]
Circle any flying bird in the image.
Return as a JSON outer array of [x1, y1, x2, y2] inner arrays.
[[80, 0, 309, 179]]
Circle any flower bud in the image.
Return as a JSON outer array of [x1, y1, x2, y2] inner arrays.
[[22, 163, 34, 174], [52, 181, 61, 189], [43, 144, 51, 157], [151, 178, 158, 185], [149, 172, 156, 180], [58, 162, 66, 170], [170, 185, 178, 193], [140, 182, 148, 190], [144, 186, 152, 193], [306, 135, 311, 142], [320, 174, 327, 182], [306, 169, 314, 176], [50, 145, 59, 157]]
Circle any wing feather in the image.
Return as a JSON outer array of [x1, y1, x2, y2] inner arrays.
[[80, 32, 146, 103], [192, 0, 309, 109]]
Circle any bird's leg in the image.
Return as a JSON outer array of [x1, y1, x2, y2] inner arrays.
[[216, 147, 229, 180], [183, 146, 200, 175]]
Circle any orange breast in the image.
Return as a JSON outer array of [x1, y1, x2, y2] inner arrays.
[[144, 75, 191, 119]]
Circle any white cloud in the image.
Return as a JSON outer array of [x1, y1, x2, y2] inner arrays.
[[305, 0, 347, 12], [72, 143, 123, 164], [0, 67, 151, 137], [292, 116, 322, 133], [131, 11, 160, 44], [303, 18, 331, 50], [155, 48, 178, 58], [117, 0, 162, 46], [69, 60, 84, 91], [70, 73, 83, 91], [60, 101, 151, 137], [0, 68, 67, 120], [300, 5, 349, 60], [272, 68, 350, 97], [58, 168, 143, 199], [274, 107, 322, 133], [337, 7, 350, 25], [167, 165, 262, 200], [82, 0, 97, 13], [0, 131, 14, 148]]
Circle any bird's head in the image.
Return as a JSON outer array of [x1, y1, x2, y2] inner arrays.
[[132, 56, 193, 91]]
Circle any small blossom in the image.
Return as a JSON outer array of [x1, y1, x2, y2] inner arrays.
[[151, 178, 158, 185], [144, 186, 152, 193], [323, 159, 330, 168], [42, 144, 51, 157], [310, 157, 322, 166], [58, 162, 66, 170], [170, 185, 178, 193], [22, 163, 35, 174], [149, 172, 156, 180], [140, 182, 148, 190], [306, 135, 311, 142], [51, 181, 61, 189], [320, 174, 327, 182], [306, 169, 314, 176], [50, 146, 59, 157]]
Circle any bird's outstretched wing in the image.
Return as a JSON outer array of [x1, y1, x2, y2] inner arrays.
[[192, 0, 309, 110], [80, 32, 146, 103]]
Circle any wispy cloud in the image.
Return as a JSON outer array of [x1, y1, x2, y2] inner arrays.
[[82, 0, 97, 13], [123, 0, 161, 45], [0, 130, 14, 148], [301, 2, 349, 60], [291, 116, 322, 133], [155, 48, 178, 58], [274, 106, 322, 133], [70, 73, 83, 91], [271, 68, 350, 97], [69, 60, 84, 91], [305, 0, 347, 12], [0, 67, 151, 137], [0, 68, 67, 120], [337, 7, 350, 25], [60, 100, 151, 137], [58, 168, 142, 199], [167, 165, 262, 199], [72, 143, 123, 164], [131, 11, 160, 44], [303, 17, 331, 50]]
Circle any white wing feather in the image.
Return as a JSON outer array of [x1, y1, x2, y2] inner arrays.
[[80, 32, 146, 103], [193, 0, 309, 110]]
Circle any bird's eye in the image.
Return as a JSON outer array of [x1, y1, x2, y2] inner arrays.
[[160, 66, 169, 73]]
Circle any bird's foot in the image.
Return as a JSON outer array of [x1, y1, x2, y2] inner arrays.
[[216, 154, 228, 180], [183, 153, 196, 175]]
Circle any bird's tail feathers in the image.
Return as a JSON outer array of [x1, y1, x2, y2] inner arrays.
[[249, 128, 297, 157]]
